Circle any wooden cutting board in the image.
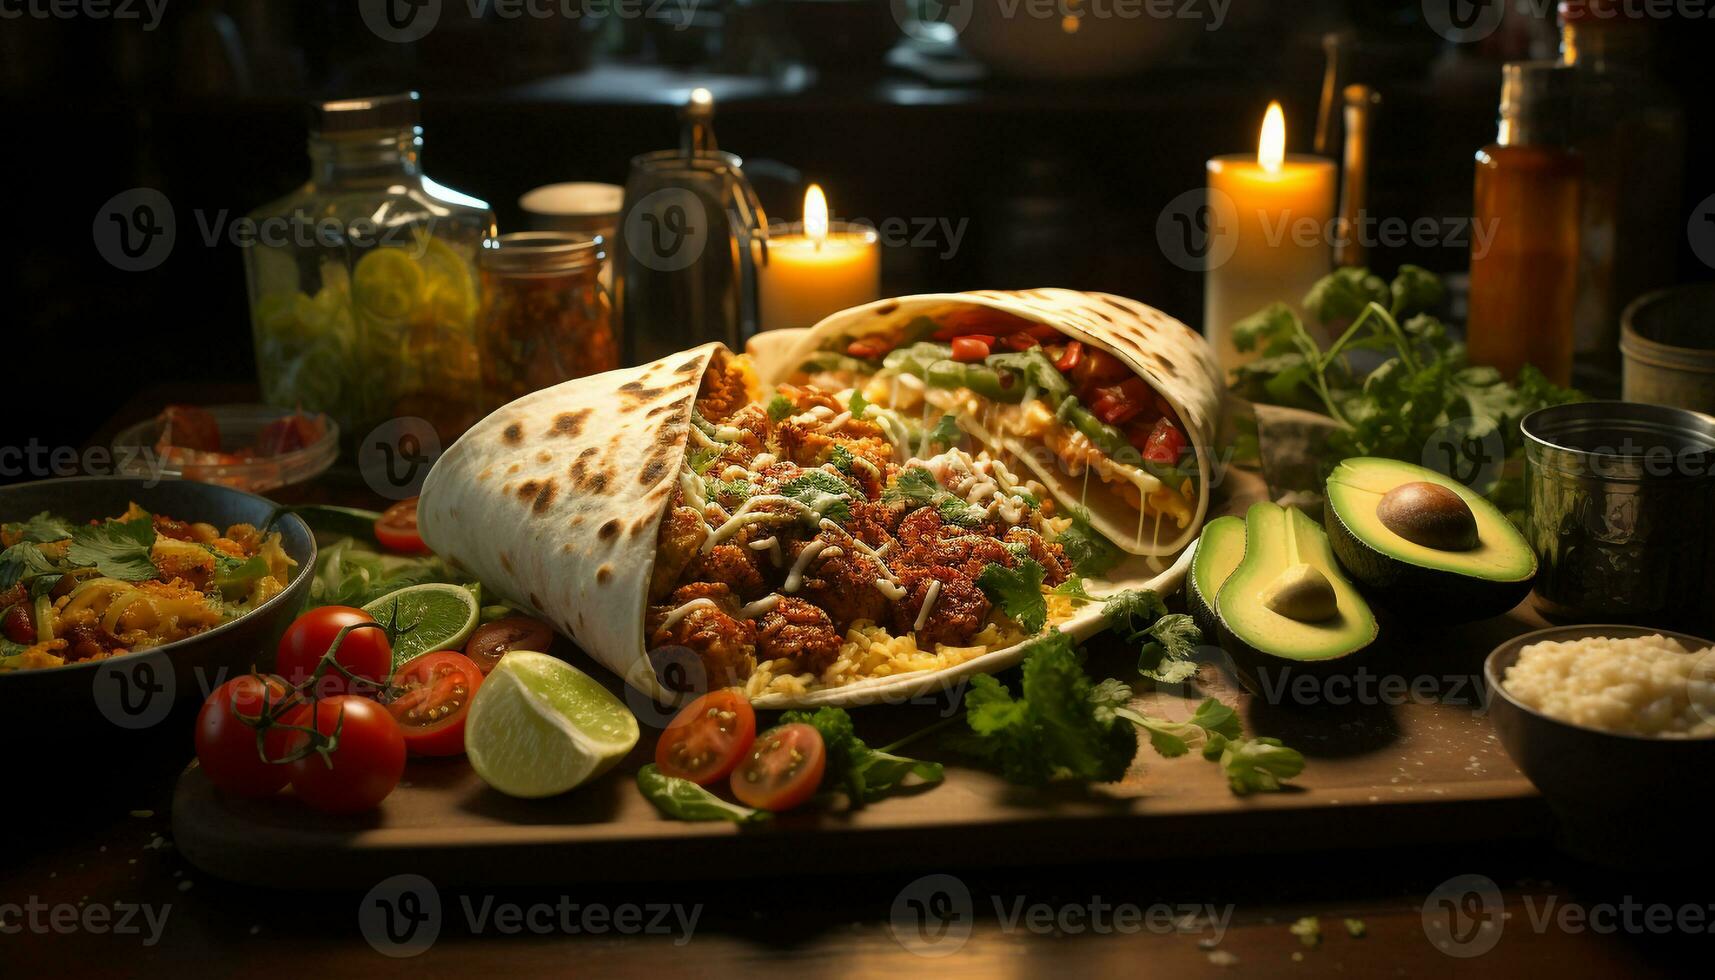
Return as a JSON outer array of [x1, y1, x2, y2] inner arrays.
[[174, 468, 1549, 888]]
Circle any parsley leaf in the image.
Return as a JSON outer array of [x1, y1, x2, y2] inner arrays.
[[780, 707, 944, 805], [637, 764, 771, 824], [954, 631, 1137, 785], [0, 542, 61, 589], [10, 512, 75, 543], [848, 388, 869, 418], [926, 414, 962, 449], [708, 478, 755, 505], [685, 447, 721, 475], [779, 471, 854, 524], [1102, 590, 1202, 683], [67, 517, 159, 581], [828, 444, 856, 474], [766, 393, 795, 422], [883, 467, 942, 507], [1050, 575, 1099, 601], [975, 558, 1048, 634], [1054, 506, 1123, 577], [1202, 734, 1305, 795], [937, 496, 986, 527]]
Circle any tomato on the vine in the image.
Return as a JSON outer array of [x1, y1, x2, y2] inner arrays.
[[655, 690, 757, 785], [386, 651, 484, 756], [275, 606, 392, 697], [195, 673, 298, 798], [283, 696, 406, 814]]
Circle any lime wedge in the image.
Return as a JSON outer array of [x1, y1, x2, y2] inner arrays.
[[464, 651, 640, 798], [362, 582, 481, 669]]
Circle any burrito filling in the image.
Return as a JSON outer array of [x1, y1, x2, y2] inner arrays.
[[648, 361, 1089, 700], [787, 306, 1198, 555]]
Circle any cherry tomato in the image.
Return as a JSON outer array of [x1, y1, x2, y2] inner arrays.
[[730, 722, 826, 812], [385, 651, 484, 756], [1055, 340, 1085, 373], [1000, 330, 1041, 351], [950, 336, 992, 362], [1091, 377, 1156, 427], [846, 339, 889, 360], [1142, 418, 1189, 466], [195, 674, 298, 798], [655, 691, 757, 785], [2, 602, 35, 644], [283, 696, 407, 814], [374, 497, 429, 555], [275, 606, 392, 698], [464, 616, 555, 675], [159, 405, 223, 453]]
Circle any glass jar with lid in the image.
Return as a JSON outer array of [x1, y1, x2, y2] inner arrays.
[[244, 92, 495, 445], [477, 232, 617, 408]]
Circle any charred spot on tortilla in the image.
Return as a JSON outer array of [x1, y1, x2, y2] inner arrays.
[[500, 552, 514, 574], [536, 450, 553, 464], [477, 466, 493, 482], [530, 479, 558, 514], [875, 301, 899, 316], [640, 456, 669, 486], [599, 518, 621, 541], [675, 355, 703, 374], [507, 462, 522, 475], [529, 591, 542, 608], [502, 421, 524, 444], [596, 564, 613, 585], [619, 380, 667, 402], [550, 409, 592, 437]]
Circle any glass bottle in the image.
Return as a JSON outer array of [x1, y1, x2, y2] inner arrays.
[[477, 232, 617, 408], [1467, 61, 1580, 387], [244, 92, 496, 446], [1559, 1, 1685, 382]]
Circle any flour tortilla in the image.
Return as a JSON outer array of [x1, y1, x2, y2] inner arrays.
[[418, 342, 1192, 708], [764, 289, 1224, 557]]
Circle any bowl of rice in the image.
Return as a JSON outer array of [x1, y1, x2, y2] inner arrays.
[[1485, 625, 1715, 867]]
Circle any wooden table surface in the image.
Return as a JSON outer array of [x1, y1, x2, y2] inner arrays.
[[4, 389, 1707, 977]]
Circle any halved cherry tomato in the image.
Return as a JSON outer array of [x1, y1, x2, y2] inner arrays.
[[195, 673, 299, 798], [464, 616, 555, 675], [283, 696, 407, 814], [847, 338, 889, 360], [275, 606, 392, 698], [1055, 340, 1085, 373], [655, 690, 757, 785], [386, 651, 484, 756], [1142, 418, 1188, 466], [1091, 377, 1157, 427], [1071, 348, 1133, 389], [730, 722, 826, 812], [950, 336, 992, 362], [374, 497, 430, 555]]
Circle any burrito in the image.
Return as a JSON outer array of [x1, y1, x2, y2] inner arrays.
[[765, 290, 1223, 559], [418, 343, 1188, 708]]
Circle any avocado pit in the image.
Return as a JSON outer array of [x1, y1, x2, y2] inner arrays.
[[1377, 481, 1479, 551], [1260, 562, 1340, 622]]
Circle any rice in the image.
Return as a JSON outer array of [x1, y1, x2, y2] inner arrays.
[[1503, 634, 1715, 737], [742, 593, 1090, 699]]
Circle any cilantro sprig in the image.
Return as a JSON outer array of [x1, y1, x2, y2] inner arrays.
[[975, 558, 1048, 634], [780, 706, 944, 805]]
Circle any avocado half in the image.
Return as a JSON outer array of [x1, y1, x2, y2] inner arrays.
[[1323, 458, 1536, 623], [1188, 516, 1245, 643], [1215, 502, 1379, 696]]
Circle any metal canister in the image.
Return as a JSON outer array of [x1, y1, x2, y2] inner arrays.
[[1620, 284, 1715, 416], [1522, 401, 1715, 632]]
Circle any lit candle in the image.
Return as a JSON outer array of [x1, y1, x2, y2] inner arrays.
[[758, 184, 882, 332], [1205, 102, 1337, 377]]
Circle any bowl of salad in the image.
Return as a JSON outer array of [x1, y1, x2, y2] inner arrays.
[[112, 404, 338, 493], [0, 476, 316, 732]]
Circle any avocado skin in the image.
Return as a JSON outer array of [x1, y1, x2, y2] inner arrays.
[[1214, 614, 1377, 702], [1324, 503, 1532, 623], [1187, 547, 1221, 644]]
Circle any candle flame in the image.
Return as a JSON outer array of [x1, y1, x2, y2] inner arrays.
[[803, 183, 829, 246], [1258, 101, 1286, 174]]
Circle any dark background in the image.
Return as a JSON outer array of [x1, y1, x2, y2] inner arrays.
[[2, 0, 1710, 468]]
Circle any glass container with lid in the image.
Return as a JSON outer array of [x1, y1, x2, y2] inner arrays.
[[244, 91, 495, 445], [477, 231, 617, 408]]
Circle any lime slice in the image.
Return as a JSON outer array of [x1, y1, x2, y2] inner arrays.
[[352, 247, 423, 322], [362, 582, 481, 669], [464, 651, 640, 798]]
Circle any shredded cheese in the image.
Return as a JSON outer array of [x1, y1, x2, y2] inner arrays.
[[658, 597, 716, 632], [913, 580, 942, 632], [738, 595, 781, 619]]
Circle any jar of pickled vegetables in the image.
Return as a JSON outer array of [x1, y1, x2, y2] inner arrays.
[[477, 232, 617, 407], [243, 92, 495, 445]]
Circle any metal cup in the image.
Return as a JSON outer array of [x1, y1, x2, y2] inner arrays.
[[1522, 401, 1715, 631]]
